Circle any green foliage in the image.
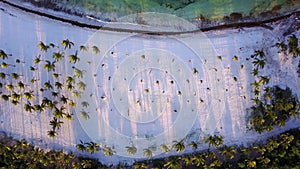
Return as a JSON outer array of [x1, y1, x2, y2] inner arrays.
[[0, 133, 107, 168], [277, 34, 300, 57], [250, 86, 300, 133]]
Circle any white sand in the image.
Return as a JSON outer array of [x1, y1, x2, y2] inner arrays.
[[0, 1, 299, 166]]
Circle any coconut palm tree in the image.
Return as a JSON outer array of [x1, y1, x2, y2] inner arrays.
[[44, 81, 53, 89], [126, 146, 137, 155], [65, 113, 73, 120], [17, 81, 25, 90], [66, 76, 75, 84], [191, 154, 206, 167], [251, 80, 262, 89], [92, 46, 100, 54], [54, 82, 63, 90], [259, 76, 270, 85], [251, 68, 259, 76], [11, 92, 21, 101], [80, 45, 88, 52], [52, 73, 61, 79], [217, 55, 222, 61], [252, 58, 266, 69], [172, 139, 185, 153], [49, 117, 64, 130], [1, 94, 10, 101], [69, 100, 76, 107], [143, 148, 153, 159], [221, 146, 236, 160], [61, 39, 74, 50], [53, 107, 65, 118], [51, 91, 59, 97], [11, 73, 20, 79], [42, 97, 56, 110], [73, 67, 85, 78], [1, 62, 8, 68], [204, 135, 224, 148], [164, 157, 181, 169], [276, 42, 288, 53], [44, 60, 56, 72], [76, 140, 86, 152], [288, 34, 299, 57], [85, 142, 100, 154], [0, 50, 9, 60], [11, 99, 20, 105], [189, 141, 198, 150], [47, 130, 57, 138], [72, 90, 82, 98], [80, 110, 89, 120], [23, 91, 34, 100], [252, 49, 265, 59], [132, 163, 147, 169], [34, 55, 43, 64], [38, 41, 49, 52], [81, 101, 89, 108], [77, 81, 86, 90], [34, 104, 45, 112], [193, 68, 198, 74], [69, 51, 80, 63], [60, 95, 68, 104], [160, 144, 170, 154], [0, 72, 7, 79], [232, 56, 238, 61], [103, 146, 115, 156], [53, 52, 64, 62], [24, 102, 34, 112], [5, 84, 14, 91]]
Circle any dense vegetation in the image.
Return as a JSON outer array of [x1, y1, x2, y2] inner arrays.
[[1, 128, 300, 168], [248, 36, 300, 133]]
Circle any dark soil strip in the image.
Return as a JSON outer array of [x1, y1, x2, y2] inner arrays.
[[1, 0, 300, 35]]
